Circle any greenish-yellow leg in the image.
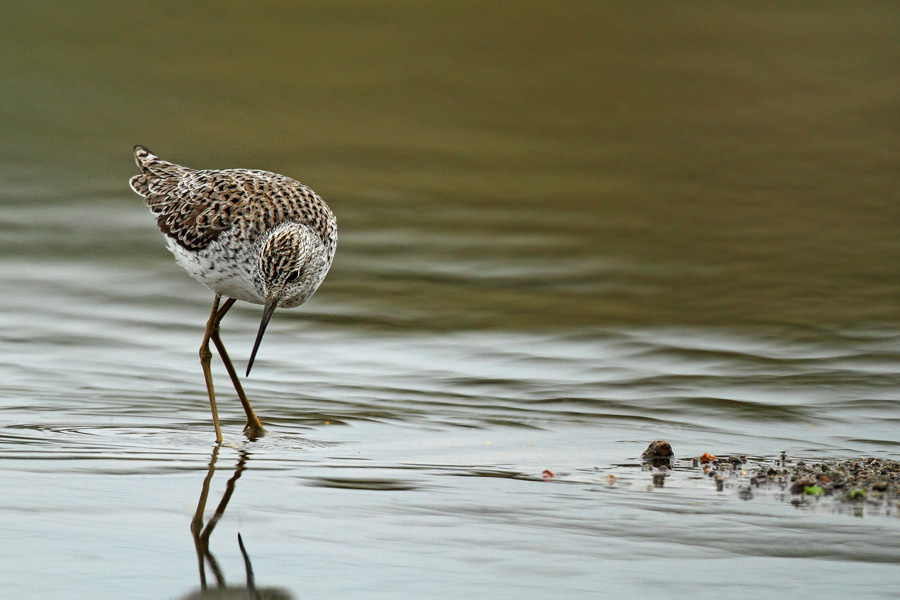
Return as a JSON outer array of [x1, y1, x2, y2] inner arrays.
[[209, 298, 265, 438], [200, 295, 224, 443]]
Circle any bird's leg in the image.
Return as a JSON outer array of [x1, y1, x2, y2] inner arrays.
[[200, 295, 224, 444], [209, 298, 266, 439]]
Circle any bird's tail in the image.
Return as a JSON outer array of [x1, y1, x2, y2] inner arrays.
[[129, 145, 190, 198]]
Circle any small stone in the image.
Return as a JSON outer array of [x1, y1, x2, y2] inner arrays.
[[790, 476, 816, 495], [642, 440, 675, 468]]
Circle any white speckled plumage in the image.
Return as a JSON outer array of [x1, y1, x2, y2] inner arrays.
[[128, 145, 338, 441], [129, 146, 337, 308]]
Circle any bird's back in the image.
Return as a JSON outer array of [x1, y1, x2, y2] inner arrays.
[[129, 146, 337, 260]]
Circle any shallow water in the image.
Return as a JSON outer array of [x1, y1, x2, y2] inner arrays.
[[2, 2, 900, 599]]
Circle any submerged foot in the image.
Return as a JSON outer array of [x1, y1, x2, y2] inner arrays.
[[243, 420, 266, 441]]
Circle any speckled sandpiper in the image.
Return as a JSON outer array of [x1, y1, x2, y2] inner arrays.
[[129, 146, 337, 442]]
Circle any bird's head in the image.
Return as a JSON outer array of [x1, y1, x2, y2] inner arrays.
[[246, 223, 328, 376]]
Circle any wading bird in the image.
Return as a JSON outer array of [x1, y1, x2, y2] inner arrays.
[[129, 146, 337, 442]]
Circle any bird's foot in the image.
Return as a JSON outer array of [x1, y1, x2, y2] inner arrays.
[[243, 420, 266, 441]]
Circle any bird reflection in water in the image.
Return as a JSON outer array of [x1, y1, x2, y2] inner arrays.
[[180, 446, 295, 600]]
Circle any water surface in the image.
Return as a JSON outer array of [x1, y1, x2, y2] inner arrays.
[[1, 2, 899, 598]]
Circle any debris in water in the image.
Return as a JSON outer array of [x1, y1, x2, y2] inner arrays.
[[642, 440, 675, 468]]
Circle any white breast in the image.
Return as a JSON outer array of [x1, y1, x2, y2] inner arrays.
[[165, 231, 266, 305]]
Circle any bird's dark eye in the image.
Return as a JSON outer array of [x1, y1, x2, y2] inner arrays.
[[285, 269, 303, 284]]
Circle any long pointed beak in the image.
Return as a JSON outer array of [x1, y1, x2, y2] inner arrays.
[[246, 299, 277, 376]]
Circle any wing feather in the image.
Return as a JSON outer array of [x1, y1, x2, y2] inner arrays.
[[128, 146, 336, 253]]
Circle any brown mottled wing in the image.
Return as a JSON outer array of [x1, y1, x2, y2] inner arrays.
[[128, 146, 336, 253]]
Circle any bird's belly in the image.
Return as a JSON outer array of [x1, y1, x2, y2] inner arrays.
[[166, 238, 265, 305]]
